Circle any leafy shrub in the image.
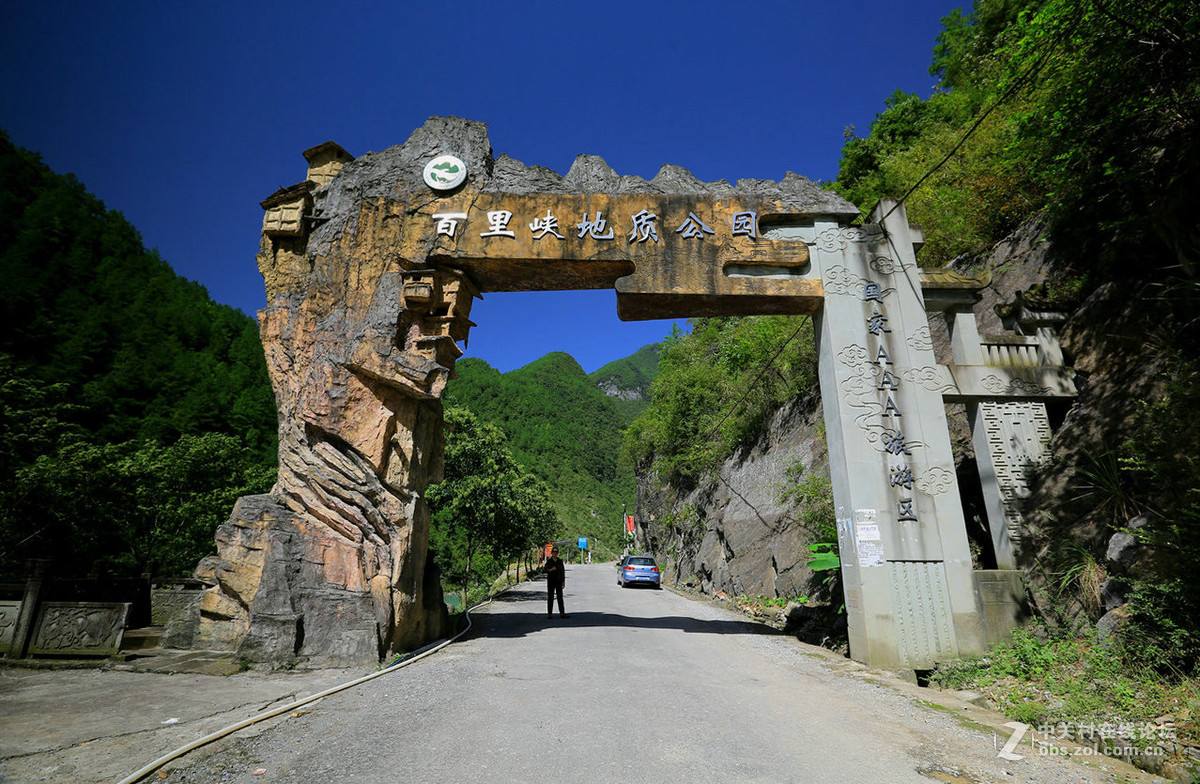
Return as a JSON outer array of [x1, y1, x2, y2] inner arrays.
[[1115, 352, 1200, 673], [624, 316, 816, 485]]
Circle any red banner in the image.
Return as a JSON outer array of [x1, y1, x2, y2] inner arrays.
[[625, 514, 635, 534]]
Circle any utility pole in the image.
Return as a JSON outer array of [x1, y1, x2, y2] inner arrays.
[[621, 503, 627, 557]]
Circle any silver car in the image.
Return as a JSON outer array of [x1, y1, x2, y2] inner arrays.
[[617, 555, 662, 588]]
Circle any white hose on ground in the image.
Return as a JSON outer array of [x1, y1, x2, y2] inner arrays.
[[115, 590, 503, 784]]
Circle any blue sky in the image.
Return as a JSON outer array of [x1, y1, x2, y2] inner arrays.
[[1, 0, 961, 373]]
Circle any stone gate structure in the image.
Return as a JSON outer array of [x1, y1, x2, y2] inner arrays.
[[180, 117, 1074, 670]]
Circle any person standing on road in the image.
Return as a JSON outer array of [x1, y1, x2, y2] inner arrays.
[[545, 546, 567, 618]]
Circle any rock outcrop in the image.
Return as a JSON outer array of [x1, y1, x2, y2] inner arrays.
[[638, 396, 828, 599], [596, 379, 645, 402], [589, 344, 662, 408]]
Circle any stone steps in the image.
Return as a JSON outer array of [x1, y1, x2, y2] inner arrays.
[[119, 626, 163, 651]]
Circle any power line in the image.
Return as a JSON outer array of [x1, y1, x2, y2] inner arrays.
[[697, 320, 808, 446], [677, 5, 1082, 529], [674, 4, 1082, 510]]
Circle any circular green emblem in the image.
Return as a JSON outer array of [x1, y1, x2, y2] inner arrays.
[[423, 154, 467, 191]]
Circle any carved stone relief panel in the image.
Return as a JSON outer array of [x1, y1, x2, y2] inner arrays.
[[29, 602, 130, 656], [978, 401, 1052, 548], [888, 561, 958, 666], [0, 600, 20, 654]]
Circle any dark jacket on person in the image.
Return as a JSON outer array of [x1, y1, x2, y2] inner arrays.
[[544, 556, 566, 587]]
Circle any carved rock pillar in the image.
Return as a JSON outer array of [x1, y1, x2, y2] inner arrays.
[[970, 400, 1053, 570], [813, 200, 985, 669], [181, 140, 479, 663]]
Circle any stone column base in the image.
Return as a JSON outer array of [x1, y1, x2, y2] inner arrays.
[[165, 494, 448, 667]]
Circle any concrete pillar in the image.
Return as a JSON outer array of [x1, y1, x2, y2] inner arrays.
[[1034, 326, 1064, 367], [947, 308, 986, 366], [813, 200, 984, 669], [970, 400, 1053, 569], [8, 559, 48, 659]]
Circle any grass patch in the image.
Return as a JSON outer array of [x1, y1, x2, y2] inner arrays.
[[735, 594, 810, 610], [916, 699, 997, 735], [932, 626, 1199, 755]]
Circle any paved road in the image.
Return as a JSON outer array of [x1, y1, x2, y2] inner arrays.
[[163, 564, 1142, 784]]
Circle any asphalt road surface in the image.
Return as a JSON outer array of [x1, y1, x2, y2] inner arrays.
[[163, 564, 1143, 784]]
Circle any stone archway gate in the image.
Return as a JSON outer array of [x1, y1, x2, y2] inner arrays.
[[179, 117, 1075, 670]]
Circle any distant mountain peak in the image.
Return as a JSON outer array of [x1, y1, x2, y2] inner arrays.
[[588, 343, 661, 404], [442, 346, 638, 551]]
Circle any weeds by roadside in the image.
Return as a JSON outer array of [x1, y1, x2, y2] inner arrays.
[[933, 625, 1199, 771], [735, 594, 810, 612]]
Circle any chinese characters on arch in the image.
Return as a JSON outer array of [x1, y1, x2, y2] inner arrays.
[[867, 274, 920, 527], [431, 208, 760, 242]]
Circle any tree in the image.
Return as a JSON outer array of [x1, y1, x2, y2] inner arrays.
[[3, 433, 273, 577], [427, 407, 559, 605], [0, 134, 280, 579]]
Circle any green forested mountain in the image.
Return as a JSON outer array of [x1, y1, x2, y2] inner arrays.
[[588, 342, 661, 422], [0, 133, 277, 456], [445, 351, 644, 554], [0, 133, 277, 577]]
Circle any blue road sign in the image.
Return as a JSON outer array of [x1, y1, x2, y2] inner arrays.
[[578, 537, 588, 550]]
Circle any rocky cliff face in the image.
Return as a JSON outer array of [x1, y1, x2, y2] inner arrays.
[[934, 217, 1173, 627], [596, 380, 645, 401], [1016, 279, 1180, 624], [637, 395, 827, 599], [933, 216, 1060, 451], [635, 213, 1172, 640], [589, 344, 661, 405]]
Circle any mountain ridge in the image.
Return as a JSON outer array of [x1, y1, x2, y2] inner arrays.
[[444, 343, 660, 554], [587, 342, 661, 421]]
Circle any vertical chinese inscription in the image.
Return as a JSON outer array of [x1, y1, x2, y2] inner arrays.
[[980, 400, 1052, 548], [863, 272, 920, 528], [889, 562, 957, 665]]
